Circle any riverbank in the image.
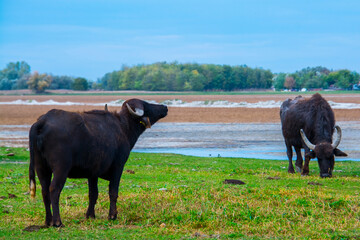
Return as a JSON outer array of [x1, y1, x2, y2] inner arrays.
[[1, 93, 360, 124]]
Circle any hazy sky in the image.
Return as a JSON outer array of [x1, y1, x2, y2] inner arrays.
[[1, 0, 360, 80]]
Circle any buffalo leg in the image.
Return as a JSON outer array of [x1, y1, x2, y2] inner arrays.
[[108, 163, 126, 221], [301, 155, 311, 176], [49, 172, 68, 227], [294, 147, 303, 173], [86, 177, 98, 219], [108, 177, 120, 220], [37, 169, 52, 226], [286, 142, 295, 173]]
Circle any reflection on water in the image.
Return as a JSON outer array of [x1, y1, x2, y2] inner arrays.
[[1, 122, 359, 161]]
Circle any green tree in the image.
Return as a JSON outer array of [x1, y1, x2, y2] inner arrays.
[[304, 76, 326, 89], [27, 71, 52, 93], [291, 66, 330, 89], [96, 62, 359, 92], [0, 78, 12, 90], [50, 75, 74, 89], [72, 77, 89, 91], [273, 73, 286, 90], [189, 70, 206, 91], [0, 61, 31, 90], [334, 70, 358, 89]]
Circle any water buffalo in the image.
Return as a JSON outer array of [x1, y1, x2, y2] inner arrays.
[[29, 99, 168, 227], [280, 93, 347, 177]]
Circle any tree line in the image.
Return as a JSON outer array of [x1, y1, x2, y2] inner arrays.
[[273, 66, 360, 91], [0, 61, 88, 92], [1, 61, 359, 92], [99, 62, 273, 91]]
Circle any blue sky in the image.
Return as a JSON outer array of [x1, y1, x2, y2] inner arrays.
[[1, 0, 360, 81]]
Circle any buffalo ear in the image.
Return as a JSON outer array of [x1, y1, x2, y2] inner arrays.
[[305, 151, 316, 159], [334, 148, 348, 157]]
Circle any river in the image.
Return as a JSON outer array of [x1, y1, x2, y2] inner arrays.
[[1, 122, 359, 161]]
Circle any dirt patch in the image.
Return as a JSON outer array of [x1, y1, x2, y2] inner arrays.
[[267, 177, 281, 180], [23, 225, 48, 232], [223, 179, 246, 185], [308, 182, 323, 186], [0, 93, 359, 124]]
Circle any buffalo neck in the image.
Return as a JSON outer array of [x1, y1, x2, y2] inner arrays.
[[115, 110, 145, 150], [312, 113, 334, 144]]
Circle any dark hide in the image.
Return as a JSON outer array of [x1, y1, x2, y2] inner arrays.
[[29, 99, 167, 227], [280, 93, 347, 177]]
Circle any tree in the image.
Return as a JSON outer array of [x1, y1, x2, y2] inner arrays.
[[273, 73, 286, 90], [50, 75, 74, 89], [27, 71, 52, 93], [72, 77, 89, 91], [189, 70, 205, 91], [335, 70, 357, 89], [0, 61, 31, 90], [304, 77, 325, 89], [0, 78, 12, 90], [96, 62, 359, 91], [284, 76, 296, 90]]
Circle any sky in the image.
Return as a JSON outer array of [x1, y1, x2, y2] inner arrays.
[[1, 0, 360, 81]]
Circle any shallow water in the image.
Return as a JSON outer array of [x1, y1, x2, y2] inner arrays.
[[135, 122, 360, 161], [1, 122, 359, 161]]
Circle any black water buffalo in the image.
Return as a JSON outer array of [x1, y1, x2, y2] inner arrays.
[[29, 99, 168, 227], [280, 93, 347, 177]]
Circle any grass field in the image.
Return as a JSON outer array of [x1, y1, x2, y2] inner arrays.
[[0, 147, 359, 239]]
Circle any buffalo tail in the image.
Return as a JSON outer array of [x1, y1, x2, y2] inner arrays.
[[29, 120, 44, 198]]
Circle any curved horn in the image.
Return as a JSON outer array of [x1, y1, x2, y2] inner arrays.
[[331, 125, 342, 149], [126, 103, 144, 117], [300, 129, 315, 150]]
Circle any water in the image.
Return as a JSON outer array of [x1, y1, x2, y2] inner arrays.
[[2, 122, 358, 161], [0, 125, 30, 148]]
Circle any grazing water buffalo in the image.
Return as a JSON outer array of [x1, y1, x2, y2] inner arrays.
[[280, 93, 347, 177], [29, 99, 168, 227]]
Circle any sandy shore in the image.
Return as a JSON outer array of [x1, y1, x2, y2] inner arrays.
[[0, 93, 359, 124]]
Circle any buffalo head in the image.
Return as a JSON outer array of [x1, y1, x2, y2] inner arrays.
[[300, 125, 347, 178], [124, 99, 168, 128]]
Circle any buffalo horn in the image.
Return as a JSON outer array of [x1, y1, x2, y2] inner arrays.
[[300, 129, 316, 150], [331, 125, 342, 149], [126, 103, 144, 117]]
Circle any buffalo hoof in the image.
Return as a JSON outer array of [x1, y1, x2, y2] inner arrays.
[[108, 214, 117, 220], [320, 173, 332, 178], [86, 211, 96, 219], [86, 214, 95, 219], [51, 221, 63, 228], [288, 168, 295, 174], [301, 172, 309, 176]]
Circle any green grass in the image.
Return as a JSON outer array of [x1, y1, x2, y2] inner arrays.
[[0, 147, 359, 239]]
